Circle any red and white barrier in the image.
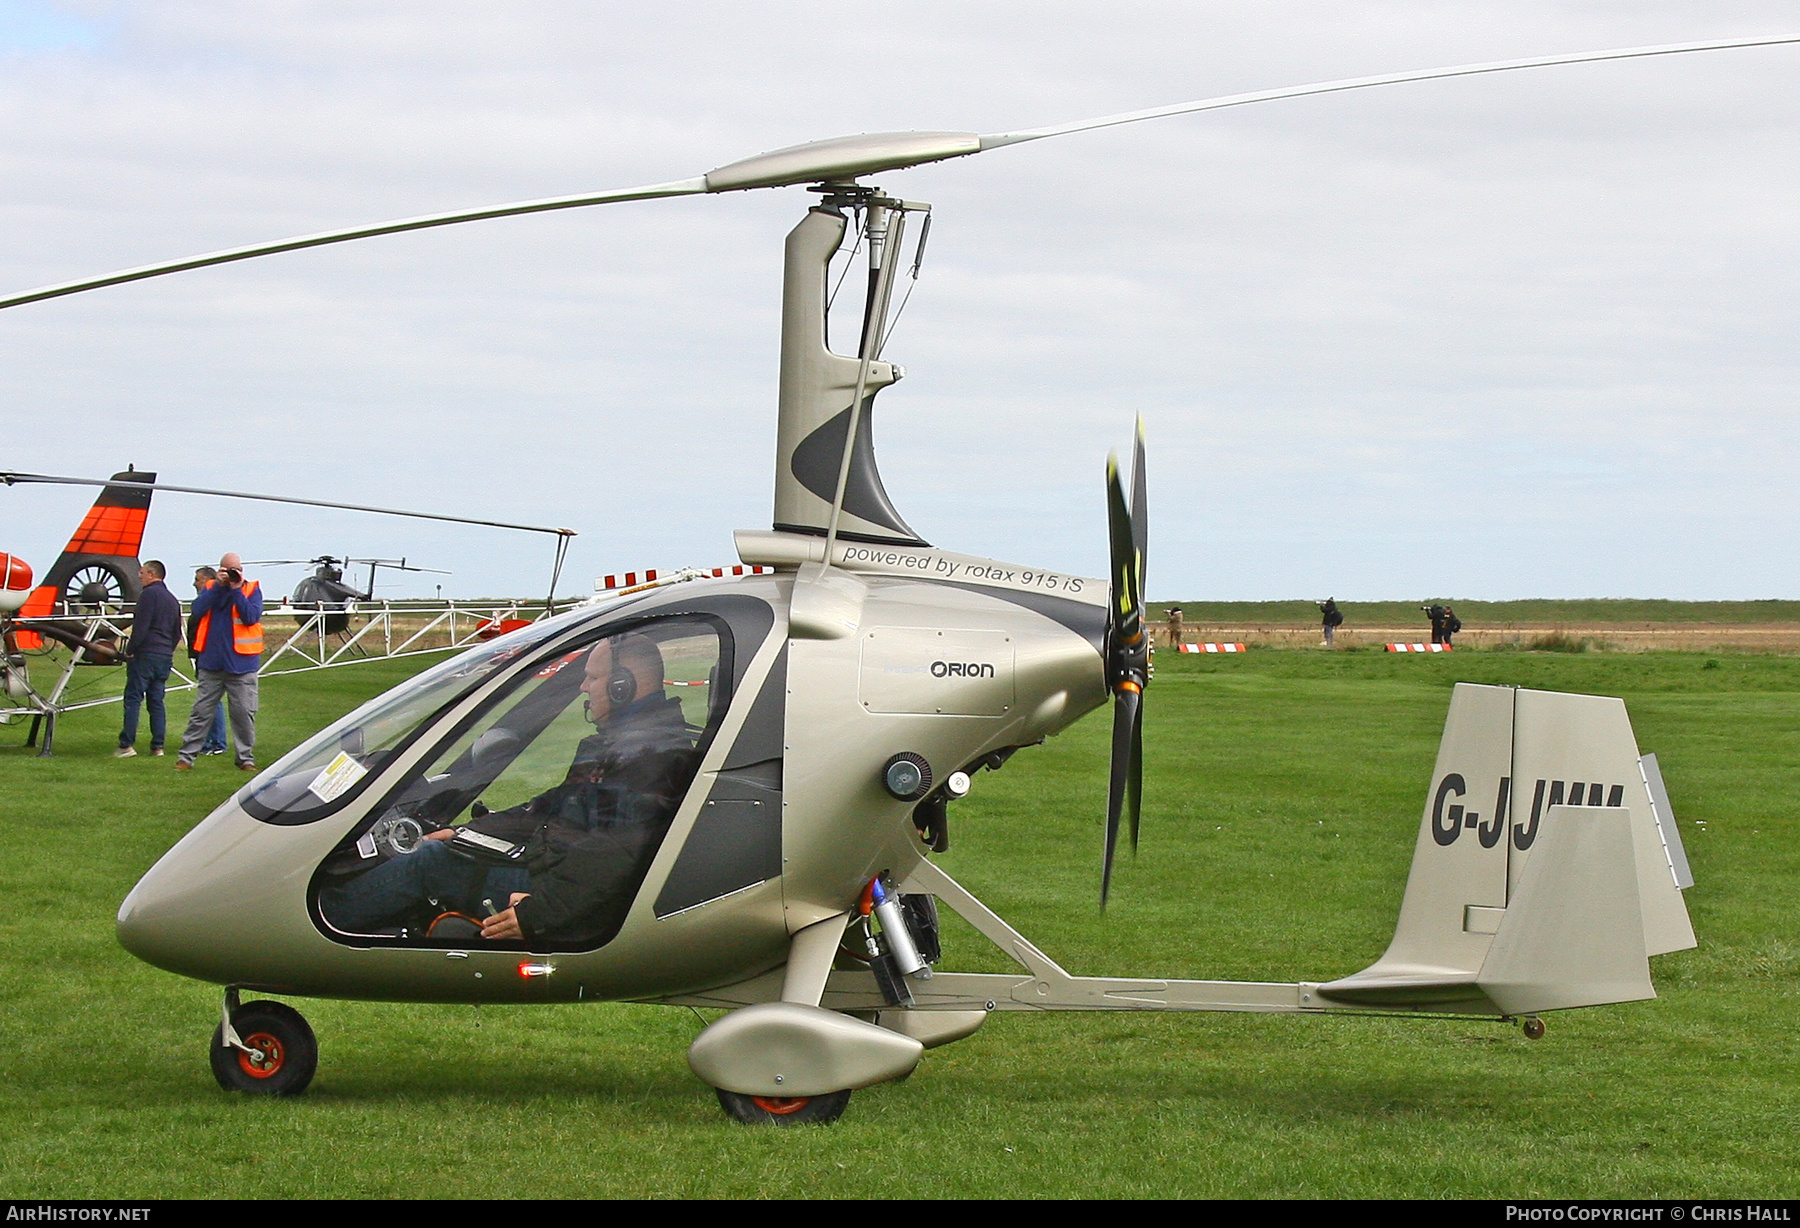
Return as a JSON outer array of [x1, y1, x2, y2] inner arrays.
[[1387, 643, 1453, 652], [1179, 643, 1248, 653], [598, 564, 773, 592]]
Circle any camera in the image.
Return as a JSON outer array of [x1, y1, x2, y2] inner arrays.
[[222, 567, 243, 584]]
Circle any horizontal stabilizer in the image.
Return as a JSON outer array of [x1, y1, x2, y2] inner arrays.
[[1309, 970, 1486, 1010]]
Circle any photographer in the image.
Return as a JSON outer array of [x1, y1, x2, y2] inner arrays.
[[1425, 603, 1448, 645], [1317, 597, 1343, 647], [176, 552, 264, 771], [189, 567, 229, 756]]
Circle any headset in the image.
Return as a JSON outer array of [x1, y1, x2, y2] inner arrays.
[[580, 638, 639, 724]]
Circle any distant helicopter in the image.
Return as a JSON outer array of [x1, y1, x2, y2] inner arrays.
[[0, 38, 1766, 1124], [1, 467, 156, 651], [0, 471, 156, 751], [251, 556, 453, 634], [2, 468, 568, 752]]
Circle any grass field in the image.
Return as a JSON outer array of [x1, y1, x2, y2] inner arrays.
[[1, 646, 1795, 1198], [1152, 598, 1800, 626]]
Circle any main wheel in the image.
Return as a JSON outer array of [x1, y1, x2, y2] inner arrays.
[[715, 1088, 852, 1126], [209, 1000, 318, 1096]]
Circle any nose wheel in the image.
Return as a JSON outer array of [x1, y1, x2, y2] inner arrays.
[[714, 1088, 853, 1125], [210, 997, 318, 1096]]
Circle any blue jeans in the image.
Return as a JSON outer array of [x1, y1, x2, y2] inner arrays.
[[202, 703, 227, 753], [120, 653, 173, 749], [318, 840, 530, 933]]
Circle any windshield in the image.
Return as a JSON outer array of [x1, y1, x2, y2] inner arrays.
[[241, 617, 573, 825], [312, 615, 731, 951]]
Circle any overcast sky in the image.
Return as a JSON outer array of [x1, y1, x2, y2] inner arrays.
[[2, 2, 1797, 602]]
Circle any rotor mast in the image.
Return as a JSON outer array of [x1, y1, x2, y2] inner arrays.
[[770, 181, 931, 549]]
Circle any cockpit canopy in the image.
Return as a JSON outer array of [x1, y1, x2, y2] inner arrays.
[[226, 590, 775, 952]]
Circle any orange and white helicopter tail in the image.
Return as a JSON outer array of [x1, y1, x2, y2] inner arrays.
[[11, 469, 156, 649], [1312, 683, 1695, 1017]]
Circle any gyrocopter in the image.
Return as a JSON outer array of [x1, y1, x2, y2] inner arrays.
[[2, 38, 1770, 1124]]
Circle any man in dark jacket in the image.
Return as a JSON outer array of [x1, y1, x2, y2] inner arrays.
[[1318, 598, 1344, 647], [320, 633, 698, 949], [1427, 603, 1449, 645], [116, 560, 184, 758]]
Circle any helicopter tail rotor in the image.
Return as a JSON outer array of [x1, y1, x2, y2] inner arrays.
[[1102, 420, 1149, 907]]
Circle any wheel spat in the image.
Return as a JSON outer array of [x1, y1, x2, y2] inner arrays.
[[1102, 420, 1149, 906]]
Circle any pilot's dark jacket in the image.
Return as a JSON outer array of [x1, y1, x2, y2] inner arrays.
[[467, 692, 697, 947]]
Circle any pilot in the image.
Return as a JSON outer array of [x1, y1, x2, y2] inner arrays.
[[319, 633, 696, 947]]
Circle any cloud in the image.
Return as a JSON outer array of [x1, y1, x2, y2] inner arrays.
[[3, 2, 1798, 600]]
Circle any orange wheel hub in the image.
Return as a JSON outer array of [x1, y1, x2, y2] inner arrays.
[[237, 1032, 286, 1079], [750, 1095, 810, 1115]]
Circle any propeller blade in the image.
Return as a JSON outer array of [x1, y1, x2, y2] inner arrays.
[[1130, 416, 1147, 606], [1103, 435, 1151, 903], [978, 36, 1800, 151], [1128, 693, 1144, 855], [1105, 454, 1141, 650], [1102, 684, 1141, 907]]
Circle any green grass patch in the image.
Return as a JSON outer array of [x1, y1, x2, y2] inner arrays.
[[1152, 598, 1800, 626], [0, 650, 1794, 1197]]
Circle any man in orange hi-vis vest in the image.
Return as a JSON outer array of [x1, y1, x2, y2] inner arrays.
[[176, 551, 264, 771]]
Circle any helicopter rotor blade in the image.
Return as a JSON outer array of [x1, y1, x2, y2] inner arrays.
[[1, 471, 574, 538], [978, 35, 1800, 151], [2, 38, 1791, 315], [0, 179, 707, 312]]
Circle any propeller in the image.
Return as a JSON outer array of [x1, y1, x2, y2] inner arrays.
[[1, 36, 1794, 312], [1102, 419, 1149, 907]]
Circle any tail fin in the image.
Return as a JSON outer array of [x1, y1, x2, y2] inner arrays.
[[13, 470, 156, 648], [1315, 682, 1694, 1015]]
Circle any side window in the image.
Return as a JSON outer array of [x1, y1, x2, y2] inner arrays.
[[313, 617, 729, 951]]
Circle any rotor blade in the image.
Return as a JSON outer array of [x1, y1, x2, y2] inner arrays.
[[979, 36, 1800, 151], [5, 37, 1791, 315], [1105, 453, 1141, 646], [1130, 417, 1147, 603], [1102, 685, 1141, 907], [0, 472, 576, 538], [0, 178, 706, 311]]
